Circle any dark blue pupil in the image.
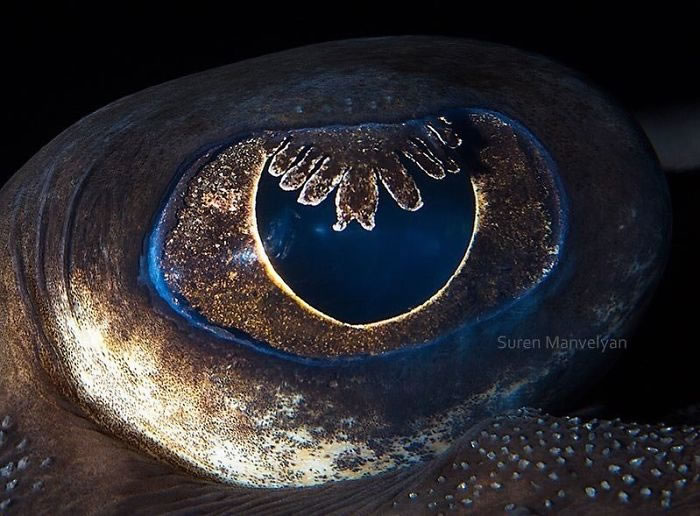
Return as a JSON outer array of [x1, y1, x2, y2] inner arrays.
[[256, 144, 476, 325]]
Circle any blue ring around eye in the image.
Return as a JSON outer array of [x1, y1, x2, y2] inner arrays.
[[142, 107, 569, 363]]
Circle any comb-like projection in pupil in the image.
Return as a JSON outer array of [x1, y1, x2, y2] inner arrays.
[[256, 117, 476, 324], [149, 108, 565, 358], [262, 113, 464, 230]]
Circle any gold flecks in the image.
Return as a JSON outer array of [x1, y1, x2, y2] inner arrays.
[[333, 165, 378, 231], [377, 161, 423, 211], [268, 140, 302, 176], [279, 148, 324, 191], [49, 276, 504, 486], [297, 157, 343, 206], [402, 138, 447, 179], [201, 189, 243, 213], [266, 116, 462, 231], [160, 110, 564, 357]]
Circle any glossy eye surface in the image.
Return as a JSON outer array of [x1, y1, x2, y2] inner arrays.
[[147, 108, 564, 357], [0, 37, 670, 492]]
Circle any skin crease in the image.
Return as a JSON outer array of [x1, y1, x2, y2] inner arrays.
[[0, 36, 696, 514]]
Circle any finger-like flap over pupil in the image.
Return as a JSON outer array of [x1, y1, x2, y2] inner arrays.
[[147, 108, 565, 358]]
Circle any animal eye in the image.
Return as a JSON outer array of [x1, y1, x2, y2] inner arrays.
[[147, 108, 565, 358], [4, 38, 669, 490]]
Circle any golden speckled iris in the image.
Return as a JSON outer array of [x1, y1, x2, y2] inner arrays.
[[153, 109, 564, 358]]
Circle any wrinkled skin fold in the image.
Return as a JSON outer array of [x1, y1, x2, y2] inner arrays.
[[1, 37, 695, 514]]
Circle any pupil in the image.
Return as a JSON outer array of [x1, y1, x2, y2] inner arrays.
[[256, 133, 476, 325]]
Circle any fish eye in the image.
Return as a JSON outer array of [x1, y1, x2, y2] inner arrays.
[[146, 108, 565, 358], [0, 36, 670, 494]]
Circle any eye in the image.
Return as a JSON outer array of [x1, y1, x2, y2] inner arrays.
[[147, 108, 564, 358], [1, 37, 669, 494]]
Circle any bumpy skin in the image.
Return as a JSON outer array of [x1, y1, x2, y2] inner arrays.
[[0, 37, 687, 513]]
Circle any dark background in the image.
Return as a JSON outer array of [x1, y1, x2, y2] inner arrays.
[[3, 3, 698, 422]]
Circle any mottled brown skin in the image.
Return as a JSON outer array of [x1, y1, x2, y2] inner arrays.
[[1, 402, 698, 514], [0, 37, 688, 513]]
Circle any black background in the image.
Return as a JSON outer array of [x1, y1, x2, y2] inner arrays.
[[3, 3, 698, 422]]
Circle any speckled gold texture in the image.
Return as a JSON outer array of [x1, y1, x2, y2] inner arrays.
[[264, 115, 461, 230], [160, 111, 563, 357]]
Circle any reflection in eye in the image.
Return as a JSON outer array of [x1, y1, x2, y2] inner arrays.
[[0, 36, 673, 508]]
